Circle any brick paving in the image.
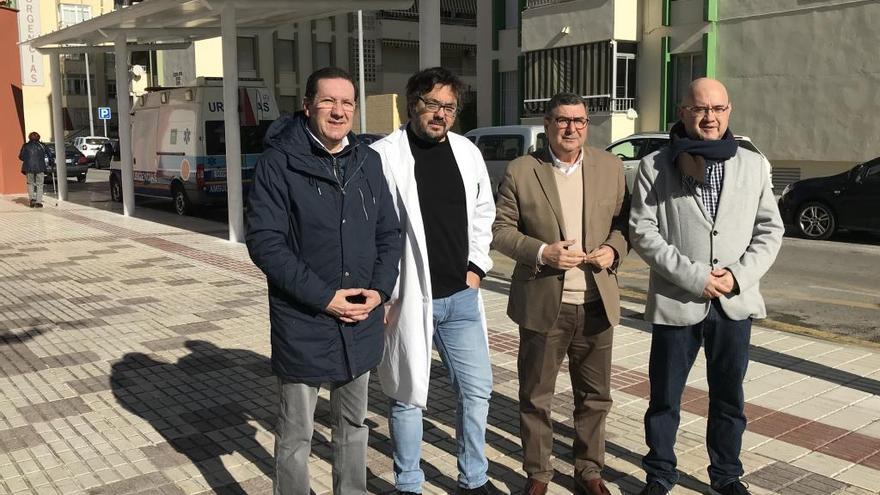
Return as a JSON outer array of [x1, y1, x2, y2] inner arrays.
[[0, 195, 878, 495]]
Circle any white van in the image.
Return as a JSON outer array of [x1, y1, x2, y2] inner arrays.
[[464, 125, 546, 196], [110, 77, 279, 215]]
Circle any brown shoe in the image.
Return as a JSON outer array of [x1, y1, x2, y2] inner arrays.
[[521, 478, 548, 495], [576, 478, 611, 495]]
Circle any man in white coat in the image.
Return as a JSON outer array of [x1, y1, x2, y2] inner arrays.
[[371, 67, 498, 495], [630, 78, 783, 495]]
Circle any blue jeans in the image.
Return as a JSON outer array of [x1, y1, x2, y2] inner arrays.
[[643, 300, 751, 490], [390, 287, 493, 492]]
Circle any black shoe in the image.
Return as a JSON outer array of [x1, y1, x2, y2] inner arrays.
[[397, 492, 419, 495], [637, 482, 669, 495], [29, 199, 35, 207], [35, 202, 43, 208], [458, 481, 503, 494], [715, 480, 751, 495]]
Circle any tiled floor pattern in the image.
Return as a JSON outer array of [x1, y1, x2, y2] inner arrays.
[[0, 196, 878, 495]]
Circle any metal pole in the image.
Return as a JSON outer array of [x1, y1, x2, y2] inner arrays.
[[418, 0, 441, 68], [610, 40, 618, 111], [103, 119, 108, 138], [357, 10, 366, 133], [115, 33, 135, 216], [49, 53, 68, 200], [221, 3, 244, 243], [85, 52, 95, 136]]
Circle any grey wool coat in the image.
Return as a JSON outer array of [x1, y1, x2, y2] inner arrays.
[[628, 146, 784, 326]]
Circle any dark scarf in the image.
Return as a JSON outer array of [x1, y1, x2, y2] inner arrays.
[[669, 121, 738, 184]]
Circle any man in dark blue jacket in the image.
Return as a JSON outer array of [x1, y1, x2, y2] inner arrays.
[[245, 67, 402, 495], [19, 132, 50, 208]]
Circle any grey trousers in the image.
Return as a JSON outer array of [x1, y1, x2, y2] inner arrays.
[[274, 371, 370, 495], [26, 173, 45, 202]]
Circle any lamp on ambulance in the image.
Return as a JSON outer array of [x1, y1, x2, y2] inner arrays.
[[161, 92, 168, 104], [184, 89, 193, 101]]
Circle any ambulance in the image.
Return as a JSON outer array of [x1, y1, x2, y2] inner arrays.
[[110, 77, 280, 215]]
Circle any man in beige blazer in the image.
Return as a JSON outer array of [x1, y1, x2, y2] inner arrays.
[[492, 92, 628, 495]]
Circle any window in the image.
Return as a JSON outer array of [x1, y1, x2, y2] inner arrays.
[[523, 41, 615, 116], [313, 41, 333, 69], [863, 164, 880, 183], [237, 37, 258, 73], [275, 39, 296, 74], [205, 121, 273, 156], [350, 39, 377, 82], [608, 138, 665, 161], [59, 4, 91, 27], [278, 95, 298, 113], [64, 75, 87, 95], [670, 52, 705, 119], [505, 0, 519, 29], [500, 71, 519, 125], [616, 53, 636, 99], [608, 140, 638, 161], [476, 135, 524, 161]]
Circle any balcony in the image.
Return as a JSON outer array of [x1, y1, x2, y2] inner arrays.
[[377, 0, 477, 27], [522, 95, 636, 117], [524, 0, 576, 9]]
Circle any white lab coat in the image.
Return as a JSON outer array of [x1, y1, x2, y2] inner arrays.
[[370, 126, 495, 408]]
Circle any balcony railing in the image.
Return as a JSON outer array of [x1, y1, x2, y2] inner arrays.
[[523, 95, 636, 117], [378, 0, 478, 26], [525, 0, 576, 10]]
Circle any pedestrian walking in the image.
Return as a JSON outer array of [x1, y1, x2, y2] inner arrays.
[[19, 132, 50, 208], [245, 67, 402, 495], [629, 78, 784, 495], [371, 67, 499, 495], [492, 92, 629, 495]]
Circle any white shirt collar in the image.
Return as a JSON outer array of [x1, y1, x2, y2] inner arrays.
[[306, 126, 349, 154], [548, 147, 583, 176]]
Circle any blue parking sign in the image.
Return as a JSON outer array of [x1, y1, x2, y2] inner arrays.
[[98, 107, 112, 120]]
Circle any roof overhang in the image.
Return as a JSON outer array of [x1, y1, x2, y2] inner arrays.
[[28, 0, 413, 50]]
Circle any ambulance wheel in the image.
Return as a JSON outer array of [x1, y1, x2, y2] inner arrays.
[[110, 175, 123, 202], [172, 184, 193, 216]]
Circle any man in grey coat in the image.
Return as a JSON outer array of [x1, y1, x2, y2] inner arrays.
[[629, 78, 783, 495]]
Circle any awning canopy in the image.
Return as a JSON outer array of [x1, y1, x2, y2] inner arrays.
[[29, 0, 414, 49], [26, 0, 414, 243]]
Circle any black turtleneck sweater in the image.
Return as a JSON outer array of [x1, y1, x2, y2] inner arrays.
[[407, 125, 472, 299]]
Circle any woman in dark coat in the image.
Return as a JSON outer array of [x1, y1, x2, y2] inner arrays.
[[19, 132, 50, 208]]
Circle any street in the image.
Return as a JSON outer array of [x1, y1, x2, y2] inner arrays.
[[69, 169, 880, 345]]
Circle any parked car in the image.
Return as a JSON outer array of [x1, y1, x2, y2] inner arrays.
[[464, 125, 547, 196], [777, 156, 880, 240], [72, 136, 111, 160], [44, 143, 90, 183], [605, 132, 772, 194]]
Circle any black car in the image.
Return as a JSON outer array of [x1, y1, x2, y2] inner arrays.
[[44, 143, 90, 183], [777, 156, 880, 240]]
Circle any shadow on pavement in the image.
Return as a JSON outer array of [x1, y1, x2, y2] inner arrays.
[[47, 170, 230, 240]]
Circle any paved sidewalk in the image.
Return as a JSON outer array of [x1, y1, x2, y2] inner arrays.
[[0, 195, 878, 495]]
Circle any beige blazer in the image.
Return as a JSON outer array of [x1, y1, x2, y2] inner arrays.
[[492, 146, 629, 332]]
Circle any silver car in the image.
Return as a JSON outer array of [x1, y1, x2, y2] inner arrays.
[[605, 132, 771, 195]]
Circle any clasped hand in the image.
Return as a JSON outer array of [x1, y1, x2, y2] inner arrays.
[[325, 288, 382, 323], [702, 269, 736, 299], [541, 240, 615, 271]]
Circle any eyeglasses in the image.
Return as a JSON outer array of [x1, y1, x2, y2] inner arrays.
[[683, 104, 730, 116], [313, 97, 356, 113], [552, 117, 590, 129], [419, 96, 459, 115]]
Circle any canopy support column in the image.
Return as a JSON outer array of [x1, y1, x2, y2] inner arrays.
[[49, 53, 68, 200], [115, 33, 135, 216], [221, 2, 244, 243]]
